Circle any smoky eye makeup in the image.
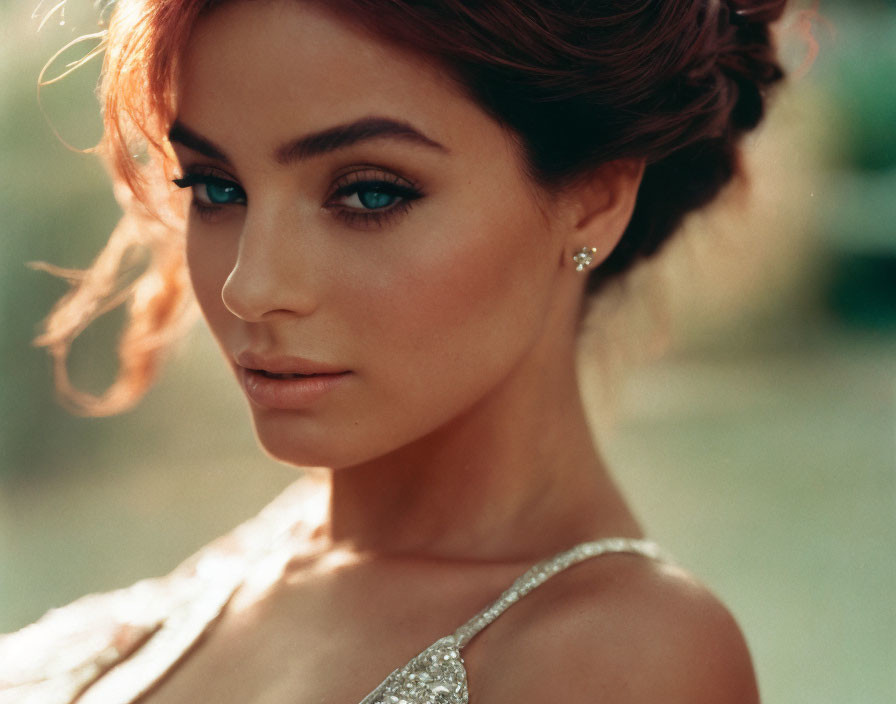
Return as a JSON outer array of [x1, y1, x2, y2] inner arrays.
[[172, 169, 247, 221], [171, 163, 426, 228], [324, 168, 425, 229]]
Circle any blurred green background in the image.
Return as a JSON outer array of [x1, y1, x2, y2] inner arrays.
[[1, 2, 894, 703]]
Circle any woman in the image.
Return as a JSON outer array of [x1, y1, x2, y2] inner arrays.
[[1, 0, 787, 702]]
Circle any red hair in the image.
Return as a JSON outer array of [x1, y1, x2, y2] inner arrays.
[[35, 0, 207, 415], [37, 0, 787, 415]]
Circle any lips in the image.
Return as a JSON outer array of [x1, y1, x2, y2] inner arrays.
[[233, 351, 350, 409], [255, 370, 324, 379], [235, 351, 348, 377]]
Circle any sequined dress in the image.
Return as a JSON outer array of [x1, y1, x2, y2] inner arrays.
[[0, 481, 666, 704]]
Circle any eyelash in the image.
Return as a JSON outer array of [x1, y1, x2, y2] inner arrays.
[[171, 171, 245, 221], [171, 168, 424, 228], [326, 170, 424, 229]]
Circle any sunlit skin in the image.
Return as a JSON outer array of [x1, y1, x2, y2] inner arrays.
[[174, 0, 642, 558], [154, 2, 759, 702]]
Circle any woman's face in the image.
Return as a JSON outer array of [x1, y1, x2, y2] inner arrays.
[[172, 0, 578, 468]]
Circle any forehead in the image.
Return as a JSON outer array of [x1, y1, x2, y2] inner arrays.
[[176, 0, 482, 153]]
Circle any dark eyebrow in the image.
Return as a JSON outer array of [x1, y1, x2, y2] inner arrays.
[[168, 117, 447, 167], [168, 121, 232, 164], [274, 117, 448, 164]]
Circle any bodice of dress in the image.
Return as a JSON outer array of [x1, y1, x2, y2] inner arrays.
[[0, 480, 667, 704]]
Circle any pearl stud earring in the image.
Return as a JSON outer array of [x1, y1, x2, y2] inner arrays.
[[572, 247, 598, 272]]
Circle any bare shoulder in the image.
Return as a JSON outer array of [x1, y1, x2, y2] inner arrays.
[[470, 552, 758, 704]]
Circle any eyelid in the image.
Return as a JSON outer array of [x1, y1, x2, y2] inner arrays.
[[172, 172, 243, 193], [325, 170, 423, 206], [172, 165, 424, 227], [328, 167, 421, 194], [324, 173, 424, 230], [172, 169, 247, 222]]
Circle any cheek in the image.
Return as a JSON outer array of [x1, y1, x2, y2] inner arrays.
[[186, 226, 236, 338], [355, 201, 555, 400]]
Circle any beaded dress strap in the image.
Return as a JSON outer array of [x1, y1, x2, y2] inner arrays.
[[357, 537, 667, 704], [452, 537, 666, 648]]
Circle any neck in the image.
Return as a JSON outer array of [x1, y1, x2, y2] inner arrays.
[[310, 337, 640, 563]]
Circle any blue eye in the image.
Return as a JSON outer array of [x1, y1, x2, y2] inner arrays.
[[172, 174, 246, 207], [330, 180, 421, 212], [357, 186, 397, 210], [325, 174, 424, 229], [203, 180, 243, 205]]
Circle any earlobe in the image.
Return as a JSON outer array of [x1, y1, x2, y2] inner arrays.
[[571, 246, 598, 272], [567, 158, 645, 269]]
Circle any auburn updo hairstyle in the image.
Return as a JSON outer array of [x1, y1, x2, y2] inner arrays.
[[36, 0, 788, 414]]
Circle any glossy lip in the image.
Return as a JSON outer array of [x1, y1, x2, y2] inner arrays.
[[235, 350, 349, 376], [237, 366, 350, 410], [233, 351, 351, 410]]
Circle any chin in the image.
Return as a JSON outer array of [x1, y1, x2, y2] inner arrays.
[[250, 411, 341, 469], [247, 406, 389, 470]]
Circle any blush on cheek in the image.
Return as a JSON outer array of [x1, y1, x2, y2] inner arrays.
[[387, 215, 547, 369]]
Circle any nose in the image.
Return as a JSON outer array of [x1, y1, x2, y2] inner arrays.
[[220, 207, 320, 321]]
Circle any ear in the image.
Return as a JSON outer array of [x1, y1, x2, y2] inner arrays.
[[560, 158, 645, 270]]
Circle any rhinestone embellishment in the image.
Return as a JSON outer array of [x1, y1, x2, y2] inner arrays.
[[363, 636, 468, 704], [572, 246, 598, 272], [358, 539, 666, 704]]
